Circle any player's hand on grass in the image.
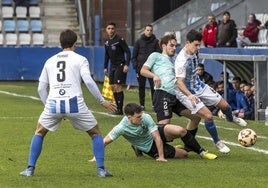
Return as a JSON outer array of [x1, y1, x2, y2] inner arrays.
[[156, 157, 167, 162]]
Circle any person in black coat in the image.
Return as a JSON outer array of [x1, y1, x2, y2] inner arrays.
[[132, 24, 161, 109]]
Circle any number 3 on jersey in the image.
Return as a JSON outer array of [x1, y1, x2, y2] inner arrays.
[[57, 61, 66, 82]]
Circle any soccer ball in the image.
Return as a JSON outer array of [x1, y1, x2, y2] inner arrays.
[[238, 128, 257, 147]]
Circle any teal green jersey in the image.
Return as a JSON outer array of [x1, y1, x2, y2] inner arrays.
[[108, 113, 158, 152], [144, 52, 176, 95]]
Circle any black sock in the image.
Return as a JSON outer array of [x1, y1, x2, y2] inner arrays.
[[117, 91, 124, 112], [181, 131, 204, 154], [188, 128, 198, 138], [113, 92, 118, 107]]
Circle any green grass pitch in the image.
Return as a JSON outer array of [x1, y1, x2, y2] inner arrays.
[[0, 81, 267, 188]]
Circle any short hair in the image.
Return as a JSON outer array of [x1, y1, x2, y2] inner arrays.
[[124, 103, 143, 116], [107, 22, 116, 27], [223, 11, 230, 16], [60, 29, 77, 49], [159, 34, 177, 49], [197, 63, 204, 69], [145, 24, 153, 28], [186, 29, 202, 43]]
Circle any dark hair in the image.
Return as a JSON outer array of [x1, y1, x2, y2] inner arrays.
[[186, 29, 202, 42], [223, 11, 230, 16], [60, 29, 77, 49], [145, 24, 153, 28], [159, 34, 177, 49], [107, 22, 116, 27], [124, 103, 143, 116], [197, 63, 204, 69]]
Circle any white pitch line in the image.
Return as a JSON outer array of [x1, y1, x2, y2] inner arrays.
[[0, 90, 40, 101], [197, 135, 268, 155]]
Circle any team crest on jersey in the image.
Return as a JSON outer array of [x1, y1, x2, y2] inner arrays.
[[112, 45, 116, 50], [59, 89, 66, 95]]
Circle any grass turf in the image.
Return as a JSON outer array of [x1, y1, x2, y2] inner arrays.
[[0, 81, 268, 188]]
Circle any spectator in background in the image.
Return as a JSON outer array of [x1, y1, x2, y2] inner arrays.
[[132, 24, 161, 110], [241, 83, 255, 120], [197, 63, 214, 84], [104, 22, 131, 115], [231, 76, 247, 117], [236, 13, 262, 48], [216, 11, 238, 47], [202, 14, 217, 47]]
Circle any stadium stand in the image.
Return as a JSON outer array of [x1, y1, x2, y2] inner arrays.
[[0, 33, 4, 45], [18, 33, 31, 45], [29, 6, 40, 19], [2, 6, 14, 19], [3, 20, 16, 33], [29, 0, 39, 6], [32, 33, 44, 45], [1, 0, 13, 6], [16, 6, 28, 19], [5, 33, 17, 45], [30, 19, 42, 32], [17, 19, 29, 33]]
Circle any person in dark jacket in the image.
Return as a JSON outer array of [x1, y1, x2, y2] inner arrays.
[[104, 22, 131, 115], [132, 24, 161, 109], [236, 13, 262, 48], [216, 11, 238, 47]]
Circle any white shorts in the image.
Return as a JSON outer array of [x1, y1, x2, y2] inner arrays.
[[175, 85, 222, 114], [38, 103, 97, 132]]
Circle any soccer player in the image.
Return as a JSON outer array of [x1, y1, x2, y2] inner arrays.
[[140, 34, 224, 154], [19, 29, 117, 178], [104, 22, 131, 115], [174, 29, 247, 153], [90, 103, 217, 161]]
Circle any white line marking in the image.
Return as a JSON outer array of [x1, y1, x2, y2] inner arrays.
[[0, 90, 40, 101], [197, 135, 268, 154]]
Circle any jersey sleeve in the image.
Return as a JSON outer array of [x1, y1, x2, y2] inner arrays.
[[108, 124, 124, 141], [143, 52, 158, 69], [174, 53, 187, 78], [119, 38, 131, 66]]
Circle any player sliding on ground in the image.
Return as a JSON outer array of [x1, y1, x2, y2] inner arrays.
[[90, 103, 217, 162]]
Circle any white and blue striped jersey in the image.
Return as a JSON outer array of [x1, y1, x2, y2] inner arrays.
[[39, 50, 100, 114], [174, 49, 206, 94]]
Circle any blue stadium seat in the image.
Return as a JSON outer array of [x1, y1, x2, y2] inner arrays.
[[30, 20, 42, 32], [1, 0, 13, 6], [17, 20, 29, 33], [29, 0, 39, 6], [4, 20, 16, 33]]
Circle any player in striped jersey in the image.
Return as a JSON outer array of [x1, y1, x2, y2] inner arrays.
[[20, 29, 116, 178], [174, 29, 247, 153]]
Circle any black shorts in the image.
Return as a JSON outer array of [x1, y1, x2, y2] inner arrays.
[[145, 124, 175, 158], [109, 63, 127, 85], [153, 90, 187, 122]]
